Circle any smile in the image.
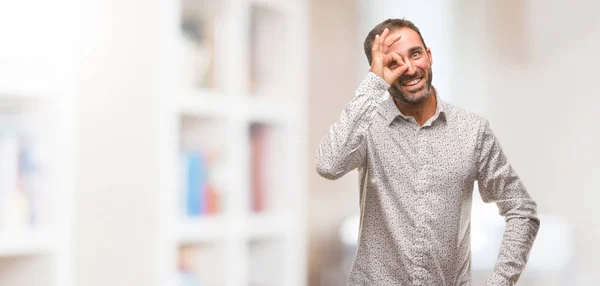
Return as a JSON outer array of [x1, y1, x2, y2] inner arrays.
[[403, 77, 422, 86]]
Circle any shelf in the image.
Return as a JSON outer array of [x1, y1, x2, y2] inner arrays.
[[245, 212, 292, 239], [0, 91, 52, 114], [176, 92, 297, 124], [247, 0, 286, 6], [246, 0, 290, 15], [0, 86, 54, 102], [176, 216, 228, 244], [162, 0, 307, 285], [0, 229, 58, 257], [174, 213, 293, 244], [0, 72, 62, 98], [247, 237, 286, 286], [176, 89, 241, 118], [247, 97, 296, 124]]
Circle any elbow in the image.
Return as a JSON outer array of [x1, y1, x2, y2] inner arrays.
[[503, 199, 541, 229], [316, 160, 344, 180]]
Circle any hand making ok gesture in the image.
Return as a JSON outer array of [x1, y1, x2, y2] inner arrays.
[[369, 28, 408, 85]]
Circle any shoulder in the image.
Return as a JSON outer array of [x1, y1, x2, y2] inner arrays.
[[440, 101, 489, 128], [439, 101, 493, 146]]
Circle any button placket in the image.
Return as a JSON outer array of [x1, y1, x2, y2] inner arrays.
[[414, 128, 428, 272]]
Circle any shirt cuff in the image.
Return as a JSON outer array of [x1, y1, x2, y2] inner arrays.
[[485, 272, 513, 286]]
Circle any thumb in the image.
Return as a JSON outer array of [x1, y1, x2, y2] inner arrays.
[[395, 63, 409, 78], [390, 53, 408, 80]]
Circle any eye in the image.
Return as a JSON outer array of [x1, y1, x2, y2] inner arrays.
[[411, 52, 421, 58]]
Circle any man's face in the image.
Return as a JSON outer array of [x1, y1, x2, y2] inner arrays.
[[386, 27, 433, 104]]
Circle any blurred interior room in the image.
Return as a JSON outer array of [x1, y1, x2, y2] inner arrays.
[[0, 0, 598, 285]]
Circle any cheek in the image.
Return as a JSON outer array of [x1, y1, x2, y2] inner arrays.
[[393, 81, 403, 90], [416, 62, 430, 73], [419, 66, 432, 79]]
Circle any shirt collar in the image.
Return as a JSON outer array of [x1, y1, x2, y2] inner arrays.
[[379, 87, 446, 126]]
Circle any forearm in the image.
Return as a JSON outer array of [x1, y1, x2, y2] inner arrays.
[[486, 199, 540, 286], [476, 119, 541, 285], [316, 72, 389, 180]]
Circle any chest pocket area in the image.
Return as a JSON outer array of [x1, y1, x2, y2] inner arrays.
[[424, 140, 477, 188]]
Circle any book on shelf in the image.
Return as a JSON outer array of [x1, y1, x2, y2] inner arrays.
[[181, 150, 221, 217], [178, 271, 201, 286], [0, 132, 48, 231], [178, 244, 224, 286], [178, 244, 201, 286], [180, 0, 221, 90], [250, 124, 286, 213], [249, 5, 287, 96], [250, 124, 266, 212]]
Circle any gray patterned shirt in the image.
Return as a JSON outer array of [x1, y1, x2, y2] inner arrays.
[[316, 73, 540, 286]]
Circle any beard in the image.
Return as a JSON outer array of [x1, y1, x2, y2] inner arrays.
[[389, 66, 433, 105]]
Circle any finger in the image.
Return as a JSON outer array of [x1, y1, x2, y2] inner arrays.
[[383, 52, 403, 66], [379, 29, 389, 54], [383, 53, 395, 66], [379, 34, 384, 60], [383, 34, 401, 53], [380, 28, 389, 43], [394, 52, 405, 66], [390, 52, 408, 77], [371, 34, 380, 57]]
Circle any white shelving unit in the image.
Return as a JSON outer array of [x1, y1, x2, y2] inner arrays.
[[0, 61, 74, 286], [0, 1, 74, 285], [0, 90, 73, 286], [158, 0, 308, 285]]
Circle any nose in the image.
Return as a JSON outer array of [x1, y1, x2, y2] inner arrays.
[[404, 60, 417, 75]]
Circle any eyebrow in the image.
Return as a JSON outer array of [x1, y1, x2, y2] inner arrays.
[[407, 46, 425, 55]]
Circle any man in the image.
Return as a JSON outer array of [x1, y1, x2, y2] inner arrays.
[[316, 19, 540, 286]]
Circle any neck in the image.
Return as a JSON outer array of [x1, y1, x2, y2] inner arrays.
[[393, 88, 437, 126]]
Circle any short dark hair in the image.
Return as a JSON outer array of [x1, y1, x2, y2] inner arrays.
[[364, 18, 427, 65]]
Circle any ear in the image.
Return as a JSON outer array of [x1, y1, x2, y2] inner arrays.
[[426, 47, 433, 66]]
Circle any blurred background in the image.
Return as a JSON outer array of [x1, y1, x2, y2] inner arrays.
[[0, 0, 598, 285]]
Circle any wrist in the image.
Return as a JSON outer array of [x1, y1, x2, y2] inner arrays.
[[368, 70, 385, 82], [362, 72, 391, 91]]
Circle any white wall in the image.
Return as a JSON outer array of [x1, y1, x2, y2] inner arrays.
[[452, 1, 600, 283], [75, 0, 161, 285], [308, 0, 363, 284]]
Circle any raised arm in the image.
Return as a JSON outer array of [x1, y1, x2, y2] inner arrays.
[[315, 73, 388, 179], [476, 120, 540, 286], [316, 28, 407, 180]]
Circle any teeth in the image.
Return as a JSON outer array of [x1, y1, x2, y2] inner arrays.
[[404, 78, 421, 86]]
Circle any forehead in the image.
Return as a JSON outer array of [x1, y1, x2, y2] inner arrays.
[[388, 27, 425, 53]]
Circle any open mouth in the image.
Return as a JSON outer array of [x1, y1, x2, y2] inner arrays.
[[403, 77, 422, 86], [402, 77, 424, 91]]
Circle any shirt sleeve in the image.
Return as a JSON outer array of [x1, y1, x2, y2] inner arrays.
[[315, 72, 390, 180], [476, 120, 541, 286]]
